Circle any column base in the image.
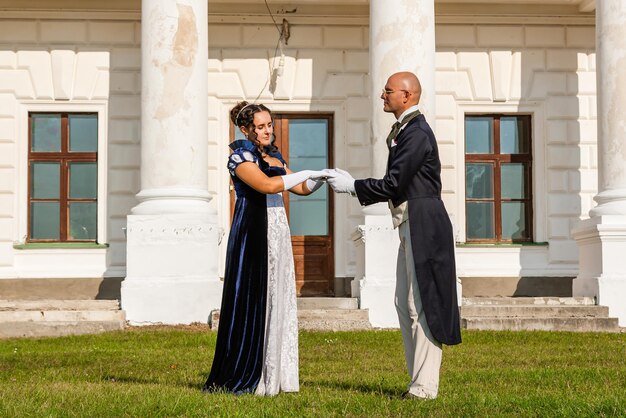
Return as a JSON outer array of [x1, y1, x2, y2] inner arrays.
[[351, 203, 399, 328], [572, 216, 626, 326], [590, 189, 626, 217], [121, 278, 223, 325], [122, 212, 222, 325], [353, 278, 399, 328]]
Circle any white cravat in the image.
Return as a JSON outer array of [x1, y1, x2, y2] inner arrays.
[[391, 105, 420, 147]]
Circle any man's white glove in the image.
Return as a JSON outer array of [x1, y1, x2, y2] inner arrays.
[[281, 170, 330, 191], [327, 168, 356, 196]]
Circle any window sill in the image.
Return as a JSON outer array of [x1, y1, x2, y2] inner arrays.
[[457, 242, 548, 248], [13, 243, 109, 250]]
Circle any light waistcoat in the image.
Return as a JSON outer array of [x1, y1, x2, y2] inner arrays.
[[388, 105, 420, 228]]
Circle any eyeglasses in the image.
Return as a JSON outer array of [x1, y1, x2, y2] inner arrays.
[[381, 89, 409, 96]]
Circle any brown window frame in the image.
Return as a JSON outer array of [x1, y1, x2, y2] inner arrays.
[[465, 114, 533, 243], [28, 112, 98, 242]]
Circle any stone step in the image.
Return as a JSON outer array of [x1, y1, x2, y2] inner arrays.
[[462, 317, 621, 333], [0, 299, 120, 311], [209, 306, 371, 332], [0, 310, 126, 322], [296, 297, 358, 310], [0, 321, 125, 339], [0, 299, 126, 339], [297, 308, 369, 321], [298, 308, 371, 331], [461, 305, 609, 318], [462, 297, 596, 306]]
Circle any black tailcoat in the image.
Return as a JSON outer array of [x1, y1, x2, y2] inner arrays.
[[354, 114, 462, 345]]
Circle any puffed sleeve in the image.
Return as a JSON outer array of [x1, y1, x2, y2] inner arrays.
[[227, 148, 258, 176]]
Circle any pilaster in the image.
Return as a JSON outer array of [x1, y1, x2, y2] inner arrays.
[[354, 0, 439, 328], [122, 0, 221, 324], [573, 0, 626, 326]]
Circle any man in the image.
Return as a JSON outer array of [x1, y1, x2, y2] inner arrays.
[[328, 71, 461, 399]]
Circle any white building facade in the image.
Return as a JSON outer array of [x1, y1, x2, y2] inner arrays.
[[1, 0, 624, 326]]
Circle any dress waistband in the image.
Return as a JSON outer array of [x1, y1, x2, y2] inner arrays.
[[266, 193, 283, 208]]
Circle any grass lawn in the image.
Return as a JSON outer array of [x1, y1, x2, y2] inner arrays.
[[0, 327, 625, 417]]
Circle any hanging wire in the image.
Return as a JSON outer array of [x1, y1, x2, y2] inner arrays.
[[249, 0, 285, 102], [264, 0, 283, 36]]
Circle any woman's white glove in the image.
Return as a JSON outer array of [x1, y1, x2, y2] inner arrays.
[[305, 178, 324, 193], [281, 170, 331, 191], [304, 169, 337, 193]]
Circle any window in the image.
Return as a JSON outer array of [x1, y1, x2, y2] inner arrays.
[[465, 115, 532, 243], [28, 113, 98, 242]]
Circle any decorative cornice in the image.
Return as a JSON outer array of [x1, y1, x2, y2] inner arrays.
[[0, 2, 594, 26]]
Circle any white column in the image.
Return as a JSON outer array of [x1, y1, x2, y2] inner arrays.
[[370, 0, 435, 176], [573, 1, 626, 326], [353, 0, 438, 328], [122, 0, 222, 325]]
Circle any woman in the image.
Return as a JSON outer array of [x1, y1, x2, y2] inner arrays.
[[203, 102, 328, 396]]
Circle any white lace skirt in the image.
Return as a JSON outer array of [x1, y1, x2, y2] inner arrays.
[[255, 193, 299, 396]]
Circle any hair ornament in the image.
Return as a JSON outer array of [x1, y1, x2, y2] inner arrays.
[[235, 103, 254, 124]]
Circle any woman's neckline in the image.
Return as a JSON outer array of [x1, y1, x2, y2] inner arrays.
[[256, 148, 280, 168]]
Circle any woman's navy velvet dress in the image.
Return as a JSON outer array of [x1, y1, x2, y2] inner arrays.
[[204, 140, 299, 396]]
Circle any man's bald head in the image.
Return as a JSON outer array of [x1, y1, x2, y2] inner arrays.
[[389, 72, 421, 105], [381, 71, 422, 118]]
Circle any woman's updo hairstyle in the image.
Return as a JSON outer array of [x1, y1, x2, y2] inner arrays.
[[230, 101, 277, 153]]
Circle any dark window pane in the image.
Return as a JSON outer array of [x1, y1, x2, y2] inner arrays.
[[69, 162, 97, 199], [501, 163, 525, 199], [466, 202, 494, 239], [502, 202, 526, 240], [289, 192, 328, 236], [31, 202, 60, 239], [501, 117, 528, 154], [288, 119, 328, 158], [31, 162, 60, 199], [31, 114, 61, 152], [69, 202, 97, 240], [466, 163, 493, 199], [465, 117, 493, 153], [69, 114, 98, 152], [288, 119, 329, 236]]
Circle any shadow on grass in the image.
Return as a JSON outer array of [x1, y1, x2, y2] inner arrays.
[[100, 374, 403, 399], [305, 379, 403, 399], [100, 374, 206, 391]]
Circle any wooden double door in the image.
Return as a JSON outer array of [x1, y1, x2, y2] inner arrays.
[[231, 113, 335, 296]]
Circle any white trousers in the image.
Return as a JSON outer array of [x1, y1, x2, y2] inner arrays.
[[395, 221, 443, 399]]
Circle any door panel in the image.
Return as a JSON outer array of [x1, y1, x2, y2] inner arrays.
[[291, 236, 333, 296], [279, 116, 334, 296]]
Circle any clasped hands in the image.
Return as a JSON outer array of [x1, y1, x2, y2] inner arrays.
[[308, 168, 356, 195]]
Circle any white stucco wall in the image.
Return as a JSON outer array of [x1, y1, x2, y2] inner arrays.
[[436, 24, 597, 277], [0, 12, 597, 282], [206, 21, 370, 278]]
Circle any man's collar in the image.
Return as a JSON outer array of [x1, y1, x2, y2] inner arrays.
[[396, 105, 420, 123]]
